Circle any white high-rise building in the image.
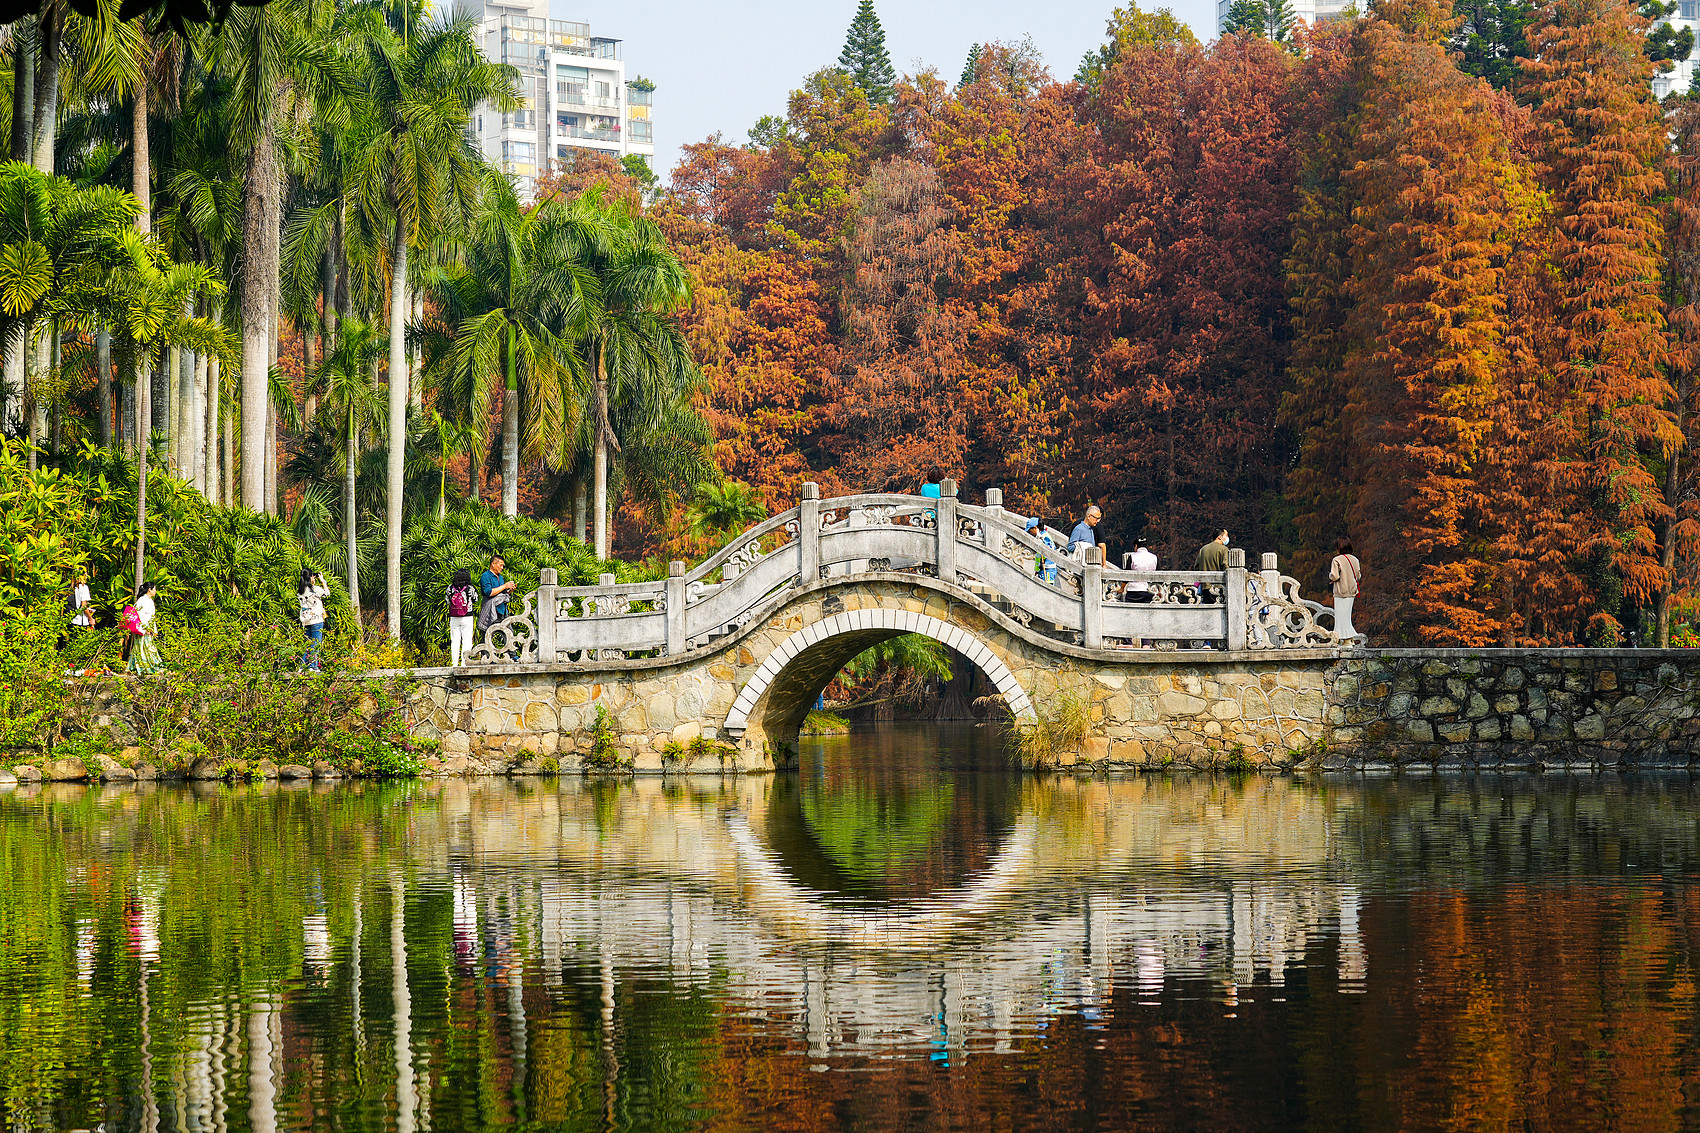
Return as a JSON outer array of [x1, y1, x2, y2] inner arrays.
[[1654, 3, 1700, 99], [1214, 0, 1353, 38], [469, 0, 656, 202]]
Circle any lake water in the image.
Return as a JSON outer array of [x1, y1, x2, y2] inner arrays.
[[3, 724, 1700, 1131]]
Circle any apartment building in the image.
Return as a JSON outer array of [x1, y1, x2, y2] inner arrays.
[[469, 0, 656, 202]]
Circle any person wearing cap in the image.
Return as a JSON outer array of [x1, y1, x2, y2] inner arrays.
[[1025, 516, 1059, 585]]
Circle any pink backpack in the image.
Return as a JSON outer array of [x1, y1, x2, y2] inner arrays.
[[448, 586, 473, 618]]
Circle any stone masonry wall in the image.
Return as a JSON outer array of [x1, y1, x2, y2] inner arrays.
[[1322, 650, 1700, 769]]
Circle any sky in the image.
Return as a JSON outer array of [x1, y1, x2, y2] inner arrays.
[[551, 0, 1220, 184]]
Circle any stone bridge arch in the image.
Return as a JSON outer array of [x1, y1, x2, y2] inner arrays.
[[724, 607, 1035, 752]]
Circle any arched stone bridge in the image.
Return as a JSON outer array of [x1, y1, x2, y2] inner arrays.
[[409, 483, 1354, 771]]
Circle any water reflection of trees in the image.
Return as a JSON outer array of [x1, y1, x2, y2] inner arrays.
[[0, 773, 1697, 1131]]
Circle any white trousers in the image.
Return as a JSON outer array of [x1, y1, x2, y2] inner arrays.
[[1335, 595, 1357, 640], [449, 616, 476, 667]]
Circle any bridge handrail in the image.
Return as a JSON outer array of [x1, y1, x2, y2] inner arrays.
[[465, 481, 1349, 666], [686, 506, 802, 586]]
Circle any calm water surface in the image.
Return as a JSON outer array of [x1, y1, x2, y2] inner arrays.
[[3, 724, 1700, 1131]]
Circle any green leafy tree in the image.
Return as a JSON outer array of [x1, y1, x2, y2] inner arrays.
[[1075, 3, 1197, 89], [304, 317, 385, 611], [837, 0, 896, 105], [342, 0, 518, 640]]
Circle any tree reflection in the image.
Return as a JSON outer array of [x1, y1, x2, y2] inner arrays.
[[1, 771, 1698, 1131]]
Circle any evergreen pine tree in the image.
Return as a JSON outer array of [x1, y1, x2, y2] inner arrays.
[[1221, 0, 1268, 36], [839, 0, 897, 104], [1262, 0, 1295, 40], [960, 42, 983, 87]]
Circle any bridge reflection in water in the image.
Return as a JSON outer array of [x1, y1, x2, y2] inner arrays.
[[8, 752, 1700, 1131], [427, 730, 1369, 1060]]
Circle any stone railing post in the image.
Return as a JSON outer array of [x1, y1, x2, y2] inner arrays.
[[665, 560, 686, 655], [1082, 546, 1103, 648], [983, 487, 1002, 548], [537, 568, 558, 664], [1225, 549, 1247, 652], [799, 481, 820, 583], [936, 478, 958, 582]]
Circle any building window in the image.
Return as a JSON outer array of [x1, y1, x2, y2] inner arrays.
[[595, 80, 610, 98], [628, 120, 652, 142], [504, 141, 535, 161], [1683, 0, 1699, 19]]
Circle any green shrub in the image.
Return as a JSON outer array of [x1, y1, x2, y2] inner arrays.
[[687, 733, 737, 764], [398, 506, 656, 653], [0, 610, 68, 758], [9, 439, 354, 638], [581, 705, 630, 772]]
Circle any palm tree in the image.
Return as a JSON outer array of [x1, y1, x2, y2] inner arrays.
[[206, 0, 341, 515], [343, 0, 515, 638], [567, 192, 698, 559], [306, 317, 383, 612], [427, 173, 598, 522], [688, 479, 768, 540]]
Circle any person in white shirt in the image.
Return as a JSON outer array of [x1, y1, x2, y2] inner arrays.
[[1122, 537, 1158, 603], [124, 581, 163, 675], [1121, 536, 1160, 648], [298, 566, 331, 671]]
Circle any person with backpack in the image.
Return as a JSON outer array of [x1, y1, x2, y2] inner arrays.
[[298, 566, 330, 672], [122, 581, 162, 675], [447, 567, 480, 667]]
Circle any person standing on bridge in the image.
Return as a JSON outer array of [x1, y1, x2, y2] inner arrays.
[[1068, 506, 1102, 560], [1026, 516, 1060, 585], [481, 555, 516, 625], [1195, 529, 1230, 573], [447, 568, 480, 667], [1330, 536, 1362, 641]]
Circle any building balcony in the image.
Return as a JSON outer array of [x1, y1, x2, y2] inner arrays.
[[558, 124, 621, 143]]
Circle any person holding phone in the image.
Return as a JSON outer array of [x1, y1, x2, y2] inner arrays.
[[298, 566, 330, 671]]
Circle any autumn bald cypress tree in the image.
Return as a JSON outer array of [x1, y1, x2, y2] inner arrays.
[[839, 0, 897, 105], [1522, 0, 1678, 642], [1339, 9, 1528, 643]]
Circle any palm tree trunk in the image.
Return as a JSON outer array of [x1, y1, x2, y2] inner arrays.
[[593, 348, 609, 560], [347, 409, 361, 615], [97, 326, 113, 447], [222, 396, 234, 507], [409, 288, 423, 412], [205, 347, 220, 500], [240, 125, 278, 512], [135, 350, 149, 591], [387, 226, 409, 641], [573, 471, 586, 543], [10, 18, 33, 162], [502, 323, 518, 518], [321, 243, 337, 352], [29, 3, 59, 173], [193, 348, 208, 491], [121, 365, 133, 449], [25, 321, 46, 471], [49, 327, 59, 457]]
